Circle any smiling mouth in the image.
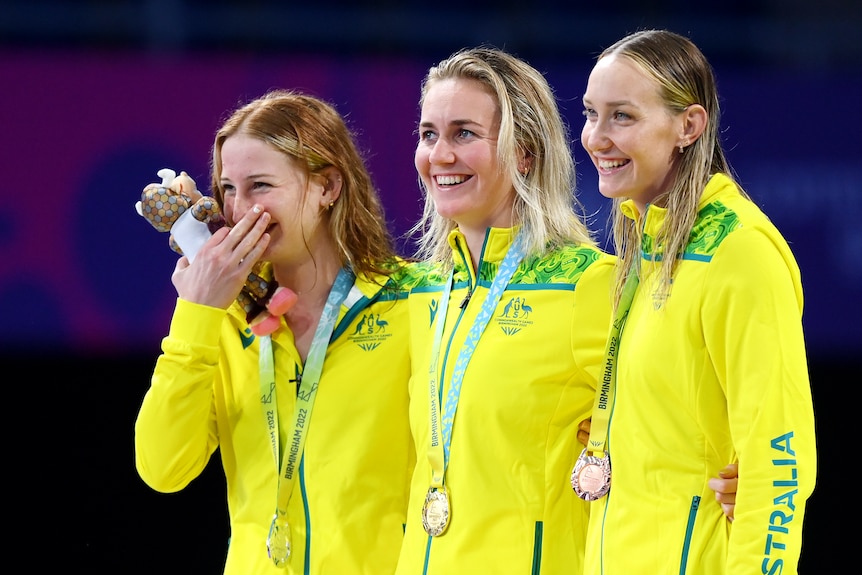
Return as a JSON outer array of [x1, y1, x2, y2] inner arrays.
[[597, 159, 630, 169], [435, 175, 471, 186]]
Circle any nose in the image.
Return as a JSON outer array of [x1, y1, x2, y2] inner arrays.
[[428, 137, 455, 165], [225, 191, 253, 226], [581, 121, 609, 155]]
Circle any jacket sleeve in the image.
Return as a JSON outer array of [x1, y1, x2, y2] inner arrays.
[[703, 226, 816, 574], [571, 254, 616, 396], [134, 298, 224, 492]]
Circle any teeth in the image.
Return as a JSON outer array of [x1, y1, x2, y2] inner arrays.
[[598, 159, 628, 169], [435, 175, 467, 185]]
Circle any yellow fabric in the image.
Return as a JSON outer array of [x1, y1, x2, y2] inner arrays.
[[584, 174, 816, 574], [396, 227, 615, 574], [135, 271, 415, 574]]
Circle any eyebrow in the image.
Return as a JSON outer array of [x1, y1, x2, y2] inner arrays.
[[220, 172, 276, 183], [583, 97, 636, 108], [418, 119, 480, 128]]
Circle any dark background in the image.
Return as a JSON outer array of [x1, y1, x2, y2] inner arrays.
[[3, 1, 858, 572]]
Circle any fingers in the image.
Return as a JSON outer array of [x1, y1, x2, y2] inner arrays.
[[172, 206, 269, 308], [712, 464, 739, 500], [576, 429, 590, 447], [576, 417, 592, 447], [707, 474, 738, 498], [708, 463, 738, 522], [710, 483, 737, 504], [721, 502, 735, 522], [225, 205, 270, 266], [718, 462, 739, 479], [707, 480, 736, 521]]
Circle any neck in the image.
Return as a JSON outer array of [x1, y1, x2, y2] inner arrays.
[[271, 246, 344, 361], [271, 243, 344, 309]]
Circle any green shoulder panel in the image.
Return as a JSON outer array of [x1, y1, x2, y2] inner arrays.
[[686, 201, 743, 258], [505, 244, 602, 285], [388, 260, 446, 290], [640, 201, 743, 261], [396, 244, 603, 290]]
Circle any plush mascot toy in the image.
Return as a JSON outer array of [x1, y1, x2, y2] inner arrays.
[[136, 168, 296, 336]]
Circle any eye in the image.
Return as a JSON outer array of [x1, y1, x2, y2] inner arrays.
[[613, 111, 632, 121], [582, 107, 597, 120], [251, 181, 272, 193], [221, 183, 235, 196], [456, 128, 475, 139], [419, 129, 437, 142]]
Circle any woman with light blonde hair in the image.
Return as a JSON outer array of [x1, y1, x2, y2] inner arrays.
[[579, 29, 815, 573]]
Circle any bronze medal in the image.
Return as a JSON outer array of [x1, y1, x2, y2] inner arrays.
[[266, 515, 291, 567], [421, 487, 450, 536], [571, 448, 611, 501]]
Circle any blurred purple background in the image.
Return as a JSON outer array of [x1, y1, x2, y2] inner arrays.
[[2, 51, 858, 359], [1, 50, 426, 355]]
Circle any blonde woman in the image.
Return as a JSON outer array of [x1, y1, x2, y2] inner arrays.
[[580, 29, 815, 573], [396, 47, 615, 574]]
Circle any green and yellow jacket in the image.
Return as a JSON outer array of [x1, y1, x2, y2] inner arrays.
[[136, 264, 419, 575], [584, 173, 816, 575], [396, 227, 615, 575]]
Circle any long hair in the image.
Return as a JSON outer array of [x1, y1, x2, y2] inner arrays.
[[211, 89, 398, 280], [599, 29, 749, 304], [411, 46, 595, 267]]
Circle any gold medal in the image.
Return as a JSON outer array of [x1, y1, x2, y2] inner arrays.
[[571, 448, 611, 501], [266, 514, 291, 567], [421, 487, 450, 536]]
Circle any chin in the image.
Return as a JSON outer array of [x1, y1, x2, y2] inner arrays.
[[597, 184, 622, 201], [431, 202, 462, 221]]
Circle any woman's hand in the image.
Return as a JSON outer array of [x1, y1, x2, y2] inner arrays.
[[576, 418, 591, 447], [708, 463, 738, 521], [172, 206, 271, 308]]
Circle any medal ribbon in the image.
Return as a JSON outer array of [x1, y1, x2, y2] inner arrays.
[[427, 230, 525, 487], [586, 260, 639, 454], [259, 267, 355, 523]]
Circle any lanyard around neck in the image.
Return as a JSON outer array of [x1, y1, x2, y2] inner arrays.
[[427, 231, 525, 488], [586, 261, 639, 454], [259, 266, 355, 515]]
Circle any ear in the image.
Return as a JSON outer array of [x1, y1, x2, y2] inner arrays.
[[679, 104, 708, 148], [316, 166, 343, 208], [517, 151, 533, 176]]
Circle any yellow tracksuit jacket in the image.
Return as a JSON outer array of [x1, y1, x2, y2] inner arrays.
[[396, 227, 615, 575], [135, 266, 418, 574], [584, 174, 816, 574]]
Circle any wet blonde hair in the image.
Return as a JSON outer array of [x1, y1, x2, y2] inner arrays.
[[599, 29, 749, 304], [411, 46, 595, 267], [211, 89, 398, 280]]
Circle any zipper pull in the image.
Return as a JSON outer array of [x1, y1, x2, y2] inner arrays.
[[459, 290, 472, 309]]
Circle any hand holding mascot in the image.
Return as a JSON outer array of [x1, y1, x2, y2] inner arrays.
[[136, 168, 296, 336]]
